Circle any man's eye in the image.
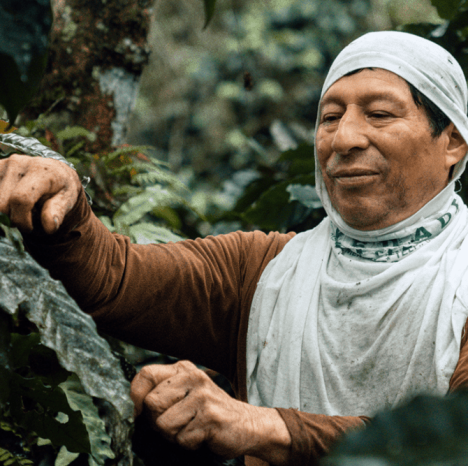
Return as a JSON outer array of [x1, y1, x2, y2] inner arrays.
[[369, 112, 390, 119], [323, 115, 340, 123]]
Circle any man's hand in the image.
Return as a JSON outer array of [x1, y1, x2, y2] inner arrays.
[[131, 360, 292, 465], [0, 154, 82, 234]]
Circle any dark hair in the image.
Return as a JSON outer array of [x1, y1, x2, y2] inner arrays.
[[343, 68, 451, 138]]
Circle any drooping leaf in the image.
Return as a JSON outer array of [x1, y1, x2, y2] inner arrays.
[[430, 0, 463, 20], [59, 377, 114, 464], [0, 120, 16, 134], [203, 0, 217, 29], [286, 184, 322, 209], [8, 373, 91, 453], [326, 392, 468, 466], [0, 0, 52, 125], [54, 446, 80, 466]]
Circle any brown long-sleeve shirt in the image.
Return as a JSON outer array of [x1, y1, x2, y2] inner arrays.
[[23, 187, 468, 466]]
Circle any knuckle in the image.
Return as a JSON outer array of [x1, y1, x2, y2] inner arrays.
[[10, 191, 34, 208], [176, 360, 196, 372], [143, 393, 161, 412], [138, 364, 156, 380], [155, 415, 170, 433], [177, 434, 200, 451], [8, 153, 24, 163]]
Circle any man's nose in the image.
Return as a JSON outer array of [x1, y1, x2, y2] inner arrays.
[[331, 109, 369, 155]]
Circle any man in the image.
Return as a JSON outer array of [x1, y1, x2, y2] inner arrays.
[[1, 31, 468, 466]]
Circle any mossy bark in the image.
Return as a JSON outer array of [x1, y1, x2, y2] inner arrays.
[[21, 0, 152, 153]]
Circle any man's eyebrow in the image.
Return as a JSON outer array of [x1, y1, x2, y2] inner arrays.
[[320, 90, 406, 108]]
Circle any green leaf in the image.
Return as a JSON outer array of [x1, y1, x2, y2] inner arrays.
[[278, 143, 315, 177], [114, 185, 188, 227], [0, 238, 133, 464], [9, 373, 91, 453], [0, 0, 52, 124], [430, 0, 463, 20], [243, 175, 315, 231], [203, 0, 217, 29], [326, 392, 468, 466], [0, 133, 76, 171], [286, 184, 322, 209], [59, 377, 114, 464], [232, 177, 278, 214], [54, 446, 80, 466], [129, 223, 184, 244], [56, 126, 97, 143]]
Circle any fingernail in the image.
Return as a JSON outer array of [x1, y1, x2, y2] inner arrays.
[[54, 216, 59, 231]]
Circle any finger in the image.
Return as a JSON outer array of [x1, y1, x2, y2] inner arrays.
[[8, 177, 54, 232], [155, 399, 198, 443], [0, 161, 24, 218], [176, 419, 206, 451], [41, 190, 76, 234], [144, 379, 190, 417], [131, 364, 181, 417]]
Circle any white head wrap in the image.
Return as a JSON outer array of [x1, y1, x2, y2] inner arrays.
[[246, 31, 468, 417], [315, 30, 468, 240]]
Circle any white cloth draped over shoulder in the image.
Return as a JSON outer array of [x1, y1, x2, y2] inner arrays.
[[246, 31, 468, 417]]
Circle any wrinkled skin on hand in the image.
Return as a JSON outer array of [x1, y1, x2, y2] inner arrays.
[[131, 360, 291, 464], [0, 154, 82, 234]]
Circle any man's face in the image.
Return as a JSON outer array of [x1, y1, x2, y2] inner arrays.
[[316, 68, 456, 231]]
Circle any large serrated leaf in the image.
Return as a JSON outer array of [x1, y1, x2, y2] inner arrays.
[[0, 132, 76, 170], [0, 0, 52, 124], [0, 237, 133, 462]]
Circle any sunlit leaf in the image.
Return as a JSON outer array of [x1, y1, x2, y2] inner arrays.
[[130, 222, 184, 244], [286, 184, 322, 209], [0, 120, 16, 134]]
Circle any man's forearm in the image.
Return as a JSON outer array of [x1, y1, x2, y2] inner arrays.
[[244, 406, 292, 465]]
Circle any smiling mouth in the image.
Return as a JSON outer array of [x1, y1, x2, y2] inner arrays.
[[330, 170, 379, 186]]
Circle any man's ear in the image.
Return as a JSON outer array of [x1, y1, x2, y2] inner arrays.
[[445, 122, 468, 169]]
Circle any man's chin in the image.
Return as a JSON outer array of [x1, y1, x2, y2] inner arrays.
[[334, 204, 392, 231]]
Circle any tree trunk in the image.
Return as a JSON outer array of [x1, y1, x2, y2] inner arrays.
[[21, 0, 152, 153]]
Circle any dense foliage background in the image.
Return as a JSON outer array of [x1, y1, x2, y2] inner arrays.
[[2, 0, 468, 465]]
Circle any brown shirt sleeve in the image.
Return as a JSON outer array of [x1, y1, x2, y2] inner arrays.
[[448, 318, 468, 392], [21, 186, 373, 466], [23, 187, 292, 381]]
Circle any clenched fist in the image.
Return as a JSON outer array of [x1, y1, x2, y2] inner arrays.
[[130, 360, 292, 465], [0, 154, 82, 234]]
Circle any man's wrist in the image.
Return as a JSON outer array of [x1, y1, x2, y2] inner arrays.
[[244, 406, 292, 466]]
